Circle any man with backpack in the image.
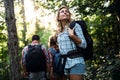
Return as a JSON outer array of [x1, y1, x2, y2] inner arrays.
[[21, 35, 48, 80]]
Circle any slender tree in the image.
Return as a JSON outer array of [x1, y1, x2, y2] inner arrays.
[[21, 0, 27, 46], [4, 0, 21, 80]]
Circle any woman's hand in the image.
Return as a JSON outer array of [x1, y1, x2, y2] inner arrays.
[[68, 27, 82, 44], [68, 27, 75, 37]]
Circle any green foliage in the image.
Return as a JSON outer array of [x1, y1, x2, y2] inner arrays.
[[44, 0, 120, 79], [35, 25, 51, 47], [75, 0, 120, 79], [0, 9, 9, 80], [0, 0, 120, 79]]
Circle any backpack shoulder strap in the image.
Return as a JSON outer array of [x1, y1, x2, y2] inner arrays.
[[69, 20, 87, 30], [27, 44, 32, 52], [37, 44, 42, 48], [76, 20, 87, 29], [69, 20, 76, 29], [76, 20, 88, 36]]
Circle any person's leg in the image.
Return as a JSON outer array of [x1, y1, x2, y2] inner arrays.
[[58, 75, 67, 80], [70, 74, 83, 80]]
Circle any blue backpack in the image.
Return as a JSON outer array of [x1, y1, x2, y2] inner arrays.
[[48, 48, 60, 72]]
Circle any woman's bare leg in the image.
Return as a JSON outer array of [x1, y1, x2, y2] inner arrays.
[[70, 74, 83, 80]]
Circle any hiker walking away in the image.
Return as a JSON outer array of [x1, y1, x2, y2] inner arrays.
[[21, 35, 48, 80], [48, 36, 63, 80], [55, 5, 87, 80]]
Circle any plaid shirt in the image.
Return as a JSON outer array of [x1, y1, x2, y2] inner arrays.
[[57, 23, 87, 69]]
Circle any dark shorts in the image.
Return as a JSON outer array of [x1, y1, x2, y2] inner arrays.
[[29, 71, 46, 80]]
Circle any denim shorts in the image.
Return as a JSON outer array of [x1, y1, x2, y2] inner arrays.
[[64, 63, 86, 75]]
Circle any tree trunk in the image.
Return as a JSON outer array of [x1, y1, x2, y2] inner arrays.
[[21, 0, 27, 46], [4, 0, 21, 80]]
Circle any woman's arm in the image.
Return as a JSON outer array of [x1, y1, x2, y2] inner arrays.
[[68, 23, 87, 48]]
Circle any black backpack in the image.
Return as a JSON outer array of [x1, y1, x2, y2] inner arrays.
[[25, 44, 46, 72], [69, 20, 93, 61]]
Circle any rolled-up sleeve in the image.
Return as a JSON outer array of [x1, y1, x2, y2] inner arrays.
[[75, 23, 87, 48]]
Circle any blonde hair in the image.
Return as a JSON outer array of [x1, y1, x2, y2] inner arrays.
[[56, 5, 72, 32]]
